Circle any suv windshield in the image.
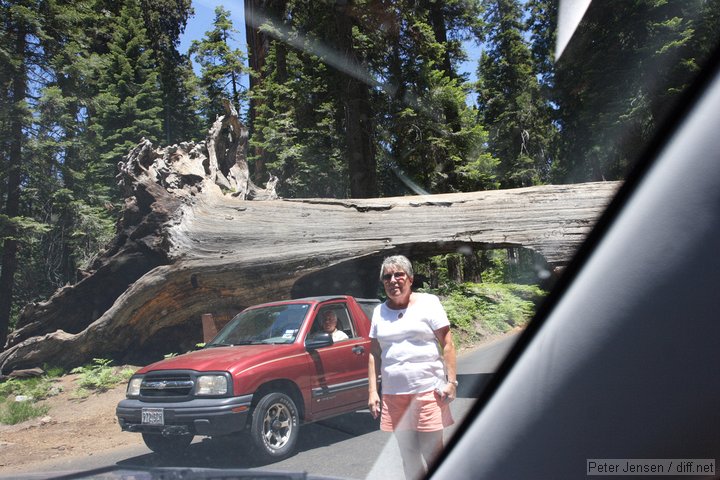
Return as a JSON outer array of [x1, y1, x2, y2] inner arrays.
[[208, 304, 310, 346]]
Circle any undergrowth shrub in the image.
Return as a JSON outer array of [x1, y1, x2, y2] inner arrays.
[[0, 376, 55, 400], [71, 358, 135, 398], [0, 372, 61, 425], [0, 397, 50, 425], [425, 282, 546, 348]]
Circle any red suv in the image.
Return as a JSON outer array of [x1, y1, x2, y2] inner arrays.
[[116, 295, 379, 460]]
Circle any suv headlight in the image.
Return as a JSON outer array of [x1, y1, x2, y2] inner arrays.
[[196, 375, 229, 395], [127, 376, 143, 397]]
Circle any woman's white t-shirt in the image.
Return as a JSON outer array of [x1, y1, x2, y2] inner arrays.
[[369, 293, 449, 395]]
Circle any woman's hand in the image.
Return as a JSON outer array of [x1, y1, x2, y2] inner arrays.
[[436, 382, 457, 403], [367, 338, 382, 418], [434, 326, 457, 403], [368, 391, 381, 418]]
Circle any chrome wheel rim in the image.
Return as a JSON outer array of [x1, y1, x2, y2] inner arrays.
[[262, 401, 293, 449]]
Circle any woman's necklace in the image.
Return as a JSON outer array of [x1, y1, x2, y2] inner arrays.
[[388, 293, 411, 319], [388, 300, 409, 319]]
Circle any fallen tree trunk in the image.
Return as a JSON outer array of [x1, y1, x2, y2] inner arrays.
[[0, 110, 621, 373]]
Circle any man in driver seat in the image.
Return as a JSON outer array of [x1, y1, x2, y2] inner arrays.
[[321, 310, 349, 342]]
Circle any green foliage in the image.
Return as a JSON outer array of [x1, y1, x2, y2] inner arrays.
[[248, 29, 348, 198], [409, 248, 547, 351], [436, 282, 545, 346], [552, 0, 710, 182], [369, 0, 492, 195], [416, 249, 549, 288], [90, 0, 164, 201], [0, 374, 60, 425], [526, 0, 558, 89], [70, 359, 135, 397], [0, 0, 196, 346], [43, 365, 66, 378], [476, 0, 557, 188], [0, 397, 50, 425], [0, 377, 56, 401], [140, 0, 204, 143], [413, 249, 548, 349], [0, 215, 50, 241]]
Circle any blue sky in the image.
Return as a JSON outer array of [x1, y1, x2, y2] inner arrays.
[[179, 0, 247, 58]]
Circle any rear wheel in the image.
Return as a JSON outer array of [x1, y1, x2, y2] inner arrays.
[[250, 392, 299, 461], [141, 432, 193, 455]]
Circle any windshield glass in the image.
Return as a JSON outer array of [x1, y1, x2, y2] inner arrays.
[[208, 303, 310, 345], [1, 0, 719, 479]]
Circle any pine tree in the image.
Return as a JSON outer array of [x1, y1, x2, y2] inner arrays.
[[526, 0, 559, 179], [333, 0, 377, 198], [243, 0, 497, 197], [245, 2, 352, 198], [90, 0, 163, 202], [364, 0, 495, 194], [248, 14, 348, 198], [140, 0, 204, 143], [526, 0, 557, 90], [477, 0, 553, 188], [1, 0, 202, 345], [189, 6, 248, 127], [29, 0, 108, 290], [0, 0, 37, 347]]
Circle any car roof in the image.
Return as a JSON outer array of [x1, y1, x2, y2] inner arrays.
[[247, 295, 380, 308]]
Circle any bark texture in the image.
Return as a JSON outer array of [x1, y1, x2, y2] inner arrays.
[[0, 110, 620, 373]]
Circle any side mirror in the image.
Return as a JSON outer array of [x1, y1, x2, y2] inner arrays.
[[305, 332, 334, 350]]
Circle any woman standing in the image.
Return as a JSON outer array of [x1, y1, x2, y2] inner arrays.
[[368, 255, 458, 480]]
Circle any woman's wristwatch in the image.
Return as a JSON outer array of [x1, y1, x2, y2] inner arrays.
[[448, 379, 459, 386]]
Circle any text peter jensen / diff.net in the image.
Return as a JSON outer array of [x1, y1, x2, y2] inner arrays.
[[587, 459, 715, 476]]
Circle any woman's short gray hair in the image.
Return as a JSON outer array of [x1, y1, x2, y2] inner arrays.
[[379, 255, 414, 281]]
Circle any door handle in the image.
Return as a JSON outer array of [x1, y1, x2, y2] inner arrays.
[[352, 345, 365, 355]]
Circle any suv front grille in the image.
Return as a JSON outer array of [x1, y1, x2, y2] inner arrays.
[[140, 373, 194, 397]]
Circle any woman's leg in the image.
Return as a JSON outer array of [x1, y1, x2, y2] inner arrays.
[[418, 430, 444, 471], [395, 430, 425, 480]]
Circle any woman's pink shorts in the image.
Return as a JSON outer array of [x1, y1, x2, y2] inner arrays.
[[380, 390, 454, 432]]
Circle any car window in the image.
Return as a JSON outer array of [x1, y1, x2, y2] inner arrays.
[[2, 0, 720, 479], [315, 304, 354, 339], [333, 305, 355, 338]]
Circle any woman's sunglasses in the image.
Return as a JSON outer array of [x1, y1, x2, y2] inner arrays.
[[381, 272, 407, 282]]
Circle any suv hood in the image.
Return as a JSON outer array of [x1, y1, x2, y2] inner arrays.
[[136, 344, 299, 374]]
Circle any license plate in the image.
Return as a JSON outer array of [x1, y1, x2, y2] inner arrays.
[[141, 408, 164, 425]]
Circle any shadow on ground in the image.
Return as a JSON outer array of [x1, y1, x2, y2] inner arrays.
[[117, 372, 493, 471], [117, 411, 380, 470]]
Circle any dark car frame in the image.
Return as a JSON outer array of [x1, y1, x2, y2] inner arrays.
[[429, 2, 720, 478]]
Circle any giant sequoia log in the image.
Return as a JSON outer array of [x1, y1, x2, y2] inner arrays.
[[0, 107, 620, 373]]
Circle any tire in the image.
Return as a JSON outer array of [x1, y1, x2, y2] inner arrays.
[[250, 392, 299, 461], [141, 432, 193, 455]]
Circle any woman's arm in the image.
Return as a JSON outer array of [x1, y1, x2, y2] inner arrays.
[[435, 325, 457, 401], [368, 338, 382, 418]]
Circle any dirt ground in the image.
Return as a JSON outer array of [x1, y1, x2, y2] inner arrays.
[[0, 371, 145, 474]]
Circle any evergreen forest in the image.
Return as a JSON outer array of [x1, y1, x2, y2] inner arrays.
[[1, 0, 718, 347]]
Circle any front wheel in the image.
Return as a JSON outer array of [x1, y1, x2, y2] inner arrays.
[[250, 392, 299, 461], [141, 432, 193, 456]]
